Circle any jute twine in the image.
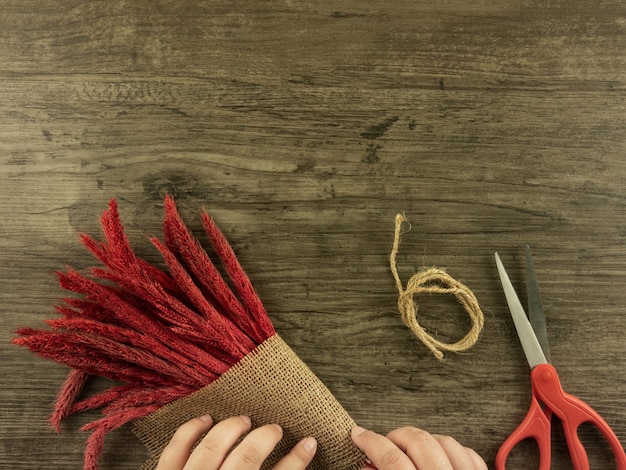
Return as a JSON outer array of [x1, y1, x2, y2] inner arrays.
[[390, 214, 484, 360]]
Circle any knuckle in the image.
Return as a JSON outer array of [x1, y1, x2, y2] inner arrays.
[[236, 445, 264, 465], [197, 436, 225, 456], [388, 426, 434, 444], [409, 428, 437, 450], [379, 448, 405, 467], [409, 428, 434, 442], [436, 434, 458, 447], [292, 447, 309, 462], [466, 448, 488, 470], [403, 428, 439, 456], [293, 444, 313, 462]]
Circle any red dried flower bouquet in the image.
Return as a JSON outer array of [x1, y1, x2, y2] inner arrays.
[[13, 196, 365, 470]]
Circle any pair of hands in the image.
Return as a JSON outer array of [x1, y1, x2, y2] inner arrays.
[[156, 415, 487, 470]]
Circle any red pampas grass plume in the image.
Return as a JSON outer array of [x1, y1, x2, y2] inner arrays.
[[13, 196, 276, 469]]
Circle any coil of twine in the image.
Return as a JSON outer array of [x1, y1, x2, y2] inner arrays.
[[389, 214, 484, 360]]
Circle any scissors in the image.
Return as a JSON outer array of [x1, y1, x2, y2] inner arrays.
[[495, 246, 626, 470]]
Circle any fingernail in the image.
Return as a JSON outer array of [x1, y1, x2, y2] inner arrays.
[[302, 437, 317, 453], [239, 415, 252, 426], [198, 414, 212, 423], [352, 426, 368, 437]]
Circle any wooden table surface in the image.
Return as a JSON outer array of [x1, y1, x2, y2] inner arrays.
[[1, 1, 625, 468]]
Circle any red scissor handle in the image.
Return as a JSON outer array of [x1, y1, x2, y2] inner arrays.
[[495, 395, 551, 470], [496, 364, 626, 470], [532, 363, 626, 470]]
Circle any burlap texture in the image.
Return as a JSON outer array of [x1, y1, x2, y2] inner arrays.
[[133, 334, 367, 469]]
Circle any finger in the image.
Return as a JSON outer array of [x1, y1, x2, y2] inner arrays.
[[184, 415, 252, 470], [465, 448, 488, 470], [156, 415, 214, 470], [432, 435, 476, 470], [386, 427, 453, 470], [351, 426, 416, 469], [220, 423, 283, 470], [272, 436, 317, 470]]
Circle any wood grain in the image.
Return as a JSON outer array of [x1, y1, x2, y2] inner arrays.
[[1, 1, 625, 468]]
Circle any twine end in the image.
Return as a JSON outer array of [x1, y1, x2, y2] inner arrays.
[[432, 350, 445, 361]]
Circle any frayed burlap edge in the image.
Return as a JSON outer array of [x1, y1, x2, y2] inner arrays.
[[133, 334, 367, 470]]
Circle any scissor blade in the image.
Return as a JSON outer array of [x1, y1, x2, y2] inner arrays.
[[495, 252, 548, 369], [525, 246, 551, 363]]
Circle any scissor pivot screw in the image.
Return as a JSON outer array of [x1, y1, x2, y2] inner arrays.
[[537, 367, 554, 383]]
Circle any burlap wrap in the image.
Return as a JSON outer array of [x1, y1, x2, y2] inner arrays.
[[133, 334, 367, 469]]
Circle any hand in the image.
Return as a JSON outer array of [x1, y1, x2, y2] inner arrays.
[[156, 415, 317, 470], [351, 426, 487, 470]]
